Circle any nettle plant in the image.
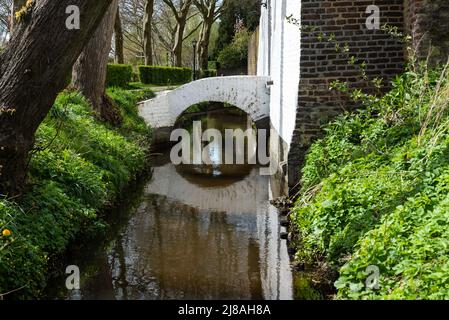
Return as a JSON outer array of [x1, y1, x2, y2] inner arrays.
[[287, 15, 411, 107]]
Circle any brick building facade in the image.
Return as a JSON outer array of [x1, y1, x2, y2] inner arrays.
[[287, 0, 449, 190], [404, 0, 449, 65]]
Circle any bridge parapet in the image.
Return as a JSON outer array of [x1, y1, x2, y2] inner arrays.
[[139, 76, 271, 129]]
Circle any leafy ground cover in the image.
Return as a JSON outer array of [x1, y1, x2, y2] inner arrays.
[[292, 65, 449, 299], [0, 88, 152, 298]]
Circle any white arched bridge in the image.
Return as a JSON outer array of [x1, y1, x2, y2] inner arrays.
[[138, 76, 271, 130], [138, 75, 291, 192]]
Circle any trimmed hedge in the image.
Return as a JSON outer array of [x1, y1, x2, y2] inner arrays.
[[106, 64, 133, 88], [200, 69, 217, 78], [139, 66, 192, 85]]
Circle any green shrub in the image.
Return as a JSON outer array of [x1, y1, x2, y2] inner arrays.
[[217, 28, 251, 69], [106, 64, 133, 88], [208, 61, 220, 70], [131, 71, 140, 82], [107, 87, 153, 143], [126, 83, 157, 101], [138, 66, 192, 85], [30, 149, 108, 206]]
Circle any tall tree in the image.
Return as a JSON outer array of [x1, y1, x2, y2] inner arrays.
[[114, 5, 125, 64], [163, 0, 192, 67], [0, 0, 12, 44], [120, 0, 145, 62], [212, 0, 260, 58], [143, 0, 154, 65], [194, 0, 224, 71], [0, 0, 112, 196], [72, 0, 122, 125]]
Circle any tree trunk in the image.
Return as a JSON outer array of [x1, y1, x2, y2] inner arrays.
[[194, 0, 221, 71], [163, 0, 192, 67], [197, 16, 213, 71], [143, 0, 154, 65], [72, 0, 122, 126], [114, 5, 124, 64], [173, 19, 186, 67], [0, 0, 112, 197]]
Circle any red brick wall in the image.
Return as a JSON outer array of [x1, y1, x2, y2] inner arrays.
[[288, 0, 405, 189], [404, 0, 449, 64], [404, 0, 422, 54]]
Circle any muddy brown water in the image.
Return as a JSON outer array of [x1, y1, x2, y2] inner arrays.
[[45, 110, 294, 300]]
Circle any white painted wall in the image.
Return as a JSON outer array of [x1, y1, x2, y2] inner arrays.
[[257, 0, 301, 146]]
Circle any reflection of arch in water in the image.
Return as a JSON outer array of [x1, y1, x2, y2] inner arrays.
[[143, 162, 293, 299], [63, 160, 294, 300], [145, 163, 267, 214], [175, 164, 253, 188]]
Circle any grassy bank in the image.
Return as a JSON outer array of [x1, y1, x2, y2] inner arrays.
[[0, 88, 151, 299], [292, 65, 449, 299]]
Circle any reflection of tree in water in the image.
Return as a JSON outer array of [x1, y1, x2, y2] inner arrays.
[[69, 246, 116, 300], [112, 194, 264, 300], [50, 133, 291, 300], [112, 235, 129, 300], [248, 238, 263, 300]]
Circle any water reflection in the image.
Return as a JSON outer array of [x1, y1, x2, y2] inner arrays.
[[50, 109, 293, 300]]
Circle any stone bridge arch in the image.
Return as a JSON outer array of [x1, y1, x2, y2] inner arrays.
[[139, 76, 271, 131]]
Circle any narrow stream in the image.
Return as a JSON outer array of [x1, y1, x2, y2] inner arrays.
[[45, 109, 293, 300]]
